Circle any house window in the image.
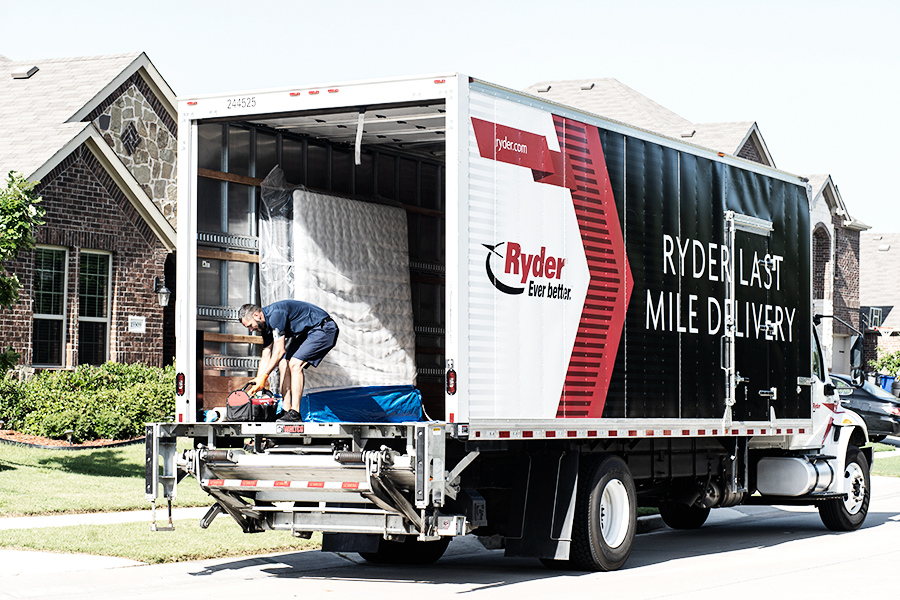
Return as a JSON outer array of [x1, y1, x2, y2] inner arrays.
[[33, 247, 67, 366], [78, 251, 111, 365]]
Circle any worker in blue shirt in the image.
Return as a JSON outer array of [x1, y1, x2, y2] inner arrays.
[[239, 300, 339, 422]]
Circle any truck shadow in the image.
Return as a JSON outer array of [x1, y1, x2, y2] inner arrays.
[[188, 508, 900, 587]]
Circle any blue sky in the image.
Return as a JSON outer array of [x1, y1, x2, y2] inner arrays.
[[5, 0, 898, 230]]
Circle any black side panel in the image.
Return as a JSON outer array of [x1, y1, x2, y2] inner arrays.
[[597, 130, 809, 422], [621, 139, 681, 419], [678, 154, 726, 419]]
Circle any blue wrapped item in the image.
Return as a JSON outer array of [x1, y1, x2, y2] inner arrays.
[[300, 385, 423, 423]]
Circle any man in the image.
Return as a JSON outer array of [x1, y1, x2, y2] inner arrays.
[[239, 300, 339, 422]]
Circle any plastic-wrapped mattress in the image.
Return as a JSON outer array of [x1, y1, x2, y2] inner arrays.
[[260, 168, 417, 390]]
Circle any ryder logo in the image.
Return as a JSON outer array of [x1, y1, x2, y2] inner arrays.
[[483, 242, 571, 299]]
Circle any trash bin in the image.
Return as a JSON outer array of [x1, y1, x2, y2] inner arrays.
[[880, 375, 896, 392]]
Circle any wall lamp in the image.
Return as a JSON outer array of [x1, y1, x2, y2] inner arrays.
[[154, 276, 171, 307]]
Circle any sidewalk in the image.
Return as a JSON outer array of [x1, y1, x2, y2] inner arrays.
[[0, 507, 210, 577]]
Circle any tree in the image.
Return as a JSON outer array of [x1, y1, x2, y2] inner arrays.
[[1, 171, 45, 370]]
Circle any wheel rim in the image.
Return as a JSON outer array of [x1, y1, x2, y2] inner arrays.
[[844, 462, 866, 515], [599, 479, 630, 548]]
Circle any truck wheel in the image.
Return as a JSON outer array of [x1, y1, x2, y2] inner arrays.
[[358, 535, 450, 565], [818, 447, 870, 532], [658, 501, 710, 529], [570, 455, 636, 572]]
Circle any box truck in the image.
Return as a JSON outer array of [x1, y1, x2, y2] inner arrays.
[[146, 74, 870, 571]]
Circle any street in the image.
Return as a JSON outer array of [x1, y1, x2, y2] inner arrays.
[[3, 475, 899, 599]]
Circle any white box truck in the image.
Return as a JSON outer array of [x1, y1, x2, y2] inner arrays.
[[146, 73, 870, 571]]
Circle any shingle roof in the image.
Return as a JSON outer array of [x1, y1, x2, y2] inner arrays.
[[522, 78, 773, 164], [523, 78, 693, 137], [0, 53, 143, 179], [687, 122, 755, 155], [807, 174, 831, 199]]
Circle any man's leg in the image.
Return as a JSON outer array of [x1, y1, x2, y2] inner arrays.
[[279, 357, 291, 409], [288, 359, 309, 413]]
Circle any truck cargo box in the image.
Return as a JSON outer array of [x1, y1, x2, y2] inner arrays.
[[176, 75, 811, 436]]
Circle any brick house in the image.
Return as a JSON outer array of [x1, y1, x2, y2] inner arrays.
[[807, 175, 868, 373], [524, 79, 866, 374], [0, 53, 176, 370]]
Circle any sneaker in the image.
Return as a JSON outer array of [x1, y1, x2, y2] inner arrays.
[[277, 410, 301, 422]]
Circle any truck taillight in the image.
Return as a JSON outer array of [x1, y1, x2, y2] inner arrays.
[[446, 360, 457, 395], [176, 372, 185, 396]]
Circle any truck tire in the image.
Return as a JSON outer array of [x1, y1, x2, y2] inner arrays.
[[818, 447, 870, 532], [358, 535, 450, 565], [570, 455, 636, 572], [658, 501, 710, 530]]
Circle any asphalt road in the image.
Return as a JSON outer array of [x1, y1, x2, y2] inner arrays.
[[3, 476, 900, 600]]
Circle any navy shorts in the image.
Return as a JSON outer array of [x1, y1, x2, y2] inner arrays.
[[283, 319, 339, 367]]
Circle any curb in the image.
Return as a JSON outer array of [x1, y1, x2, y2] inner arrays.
[[637, 514, 666, 534]]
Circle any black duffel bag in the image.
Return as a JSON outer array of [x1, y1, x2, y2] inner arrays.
[[225, 384, 278, 422]]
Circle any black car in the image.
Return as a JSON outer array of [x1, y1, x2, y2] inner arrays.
[[830, 373, 900, 442]]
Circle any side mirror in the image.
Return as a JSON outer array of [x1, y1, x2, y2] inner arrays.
[[824, 383, 836, 397], [849, 334, 863, 370], [849, 335, 865, 387]]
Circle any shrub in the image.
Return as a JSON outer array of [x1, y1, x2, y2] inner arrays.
[[0, 373, 22, 426], [870, 349, 900, 377], [5, 362, 174, 442]]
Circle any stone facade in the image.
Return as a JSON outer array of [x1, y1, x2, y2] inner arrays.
[[91, 76, 177, 227], [0, 147, 170, 367]]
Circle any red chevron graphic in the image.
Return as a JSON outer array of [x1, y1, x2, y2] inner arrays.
[[471, 116, 632, 418]]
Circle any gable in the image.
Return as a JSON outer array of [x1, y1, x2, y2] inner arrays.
[[0, 52, 177, 247]]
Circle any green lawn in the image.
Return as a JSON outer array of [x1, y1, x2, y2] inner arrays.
[[0, 441, 209, 516], [871, 443, 900, 477], [0, 441, 322, 562]]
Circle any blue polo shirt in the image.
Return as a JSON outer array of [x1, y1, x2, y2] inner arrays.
[[261, 300, 329, 346]]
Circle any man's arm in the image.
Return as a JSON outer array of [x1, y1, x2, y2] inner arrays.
[[249, 335, 285, 394]]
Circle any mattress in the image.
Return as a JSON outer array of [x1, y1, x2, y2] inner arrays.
[[260, 170, 417, 389]]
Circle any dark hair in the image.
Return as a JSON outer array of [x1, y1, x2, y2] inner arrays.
[[238, 303, 262, 322]]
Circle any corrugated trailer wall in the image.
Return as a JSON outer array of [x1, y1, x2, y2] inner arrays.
[[603, 130, 811, 421]]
